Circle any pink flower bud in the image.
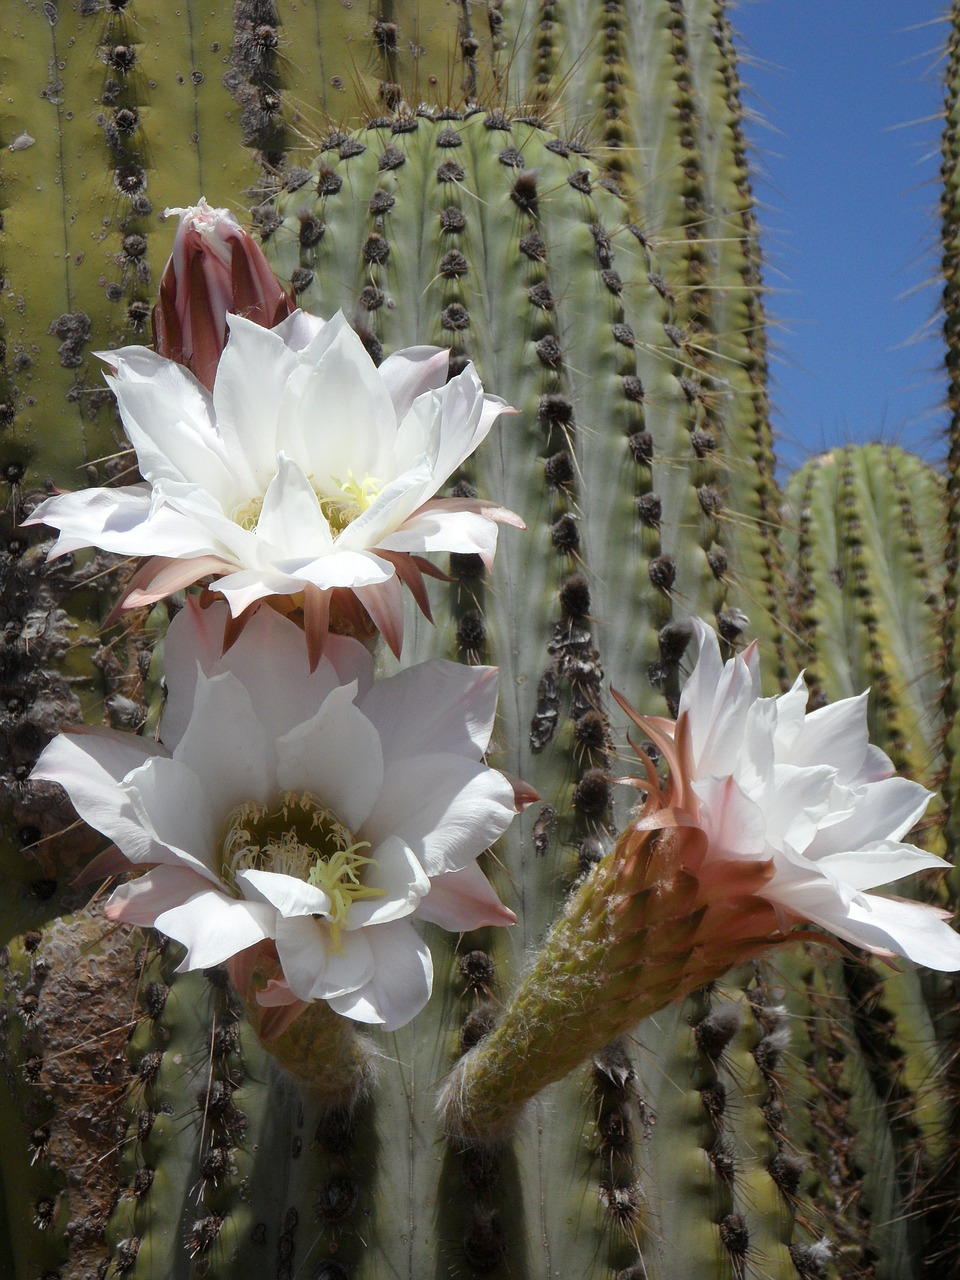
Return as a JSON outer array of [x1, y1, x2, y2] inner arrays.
[[153, 198, 294, 389]]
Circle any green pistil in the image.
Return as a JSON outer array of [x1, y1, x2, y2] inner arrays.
[[220, 791, 385, 951]]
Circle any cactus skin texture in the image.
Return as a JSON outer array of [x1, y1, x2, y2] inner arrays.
[[0, 2, 958, 1278]]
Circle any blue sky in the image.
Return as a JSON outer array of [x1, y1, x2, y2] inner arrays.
[[731, 1, 950, 476]]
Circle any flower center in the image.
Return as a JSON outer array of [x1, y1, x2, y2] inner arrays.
[[220, 790, 384, 949], [231, 471, 383, 537]]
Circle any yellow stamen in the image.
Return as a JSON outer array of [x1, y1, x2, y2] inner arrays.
[[219, 791, 385, 951]]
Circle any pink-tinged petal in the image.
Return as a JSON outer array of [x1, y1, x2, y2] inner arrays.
[[122, 755, 221, 882], [378, 345, 450, 420], [692, 775, 768, 862], [415, 861, 516, 930], [116, 554, 237, 616], [326, 918, 432, 1032], [364, 755, 516, 876], [105, 863, 224, 925], [504, 772, 541, 811], [274, 915, 375, 1002], [255, 453, 335, 557], [352, 576, 405, 658], [344, 836, 429, 928], [400, 495, 525, 528], [31, 727, 168, 865], [275, 682, 383, 831], [172, 670, 274, 811], [256, 976, 300, 1006], [75, 846, 134, 885], [358, 661, 500, 765], [236, 869, 332, 918]]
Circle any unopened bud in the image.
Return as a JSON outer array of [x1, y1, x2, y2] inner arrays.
[[153, 197, 294, 389]]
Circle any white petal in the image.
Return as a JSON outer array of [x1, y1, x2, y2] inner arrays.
[[358, 660, 499, 765], [326, 918, 433, 1031], [271, 308, 326, 351], [122, 756, 221, 881], [768, 764, 842, 855], [334, 464, 433, 551], [363, 754, 516, 876], [172, 670, 274, 812], [236, 868, 331, 917], [785, 691, 881, 783], [28, 486, 214, 560], [213, 314, 301, 486], [803, 776, 932, 859], [378, 507, 500, 565], [158, 887, 277, 970], [814, 843, 949, 892], [255, 453, 335, 557], [344, 835, 429, 928], [31, 728, 167, 864], [282, 314, 396, 486], [793, 889, 960, 971], [378, 345, 450, 421], [771, 674, 809, 757], [275, 682, 383, 831], [275, 914, 375, 1001], [161, 599, 373, 749]]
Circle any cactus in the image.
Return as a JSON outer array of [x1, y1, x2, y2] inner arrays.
[[2, 2, 960, 1279]]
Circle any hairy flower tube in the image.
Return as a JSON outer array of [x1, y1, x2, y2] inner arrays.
[[153, 198, 295, 391], [26, 308, 521, 661], [440, 619, 960, 1140], [31, 599, 520, 1034]]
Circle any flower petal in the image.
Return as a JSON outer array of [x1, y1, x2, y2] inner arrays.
[[364, 754, 516, 876], [378, 345, 450, 421], [236, 868, 331, 918], [415, 861, 516, 930], [30, 727, 168, 864], [358, 661, 500, 764], [255, 453, 335, 558], [326, 917, 433, 1031], [274, 915, 375, 1001], [275, 682, 384, 831]]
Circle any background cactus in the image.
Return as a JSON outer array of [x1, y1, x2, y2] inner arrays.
[[1, 2, 959, 1277]]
